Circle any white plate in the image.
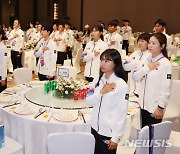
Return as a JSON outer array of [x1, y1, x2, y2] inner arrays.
[[0, 94, 17, 104], [14, 105, 35, 115], [54, 110, 78, 122]]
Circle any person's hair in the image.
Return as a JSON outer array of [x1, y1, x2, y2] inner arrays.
[[154, 19, 166, 27], [43, 24, 53, 34], [151, 32, 168, 58], [123, 19, 130, 23], [64, 22, 71, 27], [108, 20, 119, 27], [92, 25, 104, 41], [137, 33, 151, 43], [96, 49, 128, 87], [0, 28, 7, 40], [83, 28, 90, 37]]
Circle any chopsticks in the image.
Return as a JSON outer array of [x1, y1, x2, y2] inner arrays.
[[2, 102, 20, 108], [78, 111, 86, 123], [34, 109, 46, 119]]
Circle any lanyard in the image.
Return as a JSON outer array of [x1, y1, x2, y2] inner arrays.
[[152, 56, 164, 62]]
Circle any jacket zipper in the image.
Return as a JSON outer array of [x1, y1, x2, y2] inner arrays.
[[89, 43, 95, 77], [97, 95, 103, 132]]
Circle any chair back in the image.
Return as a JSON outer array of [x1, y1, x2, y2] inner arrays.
[[47, 132, 95, 154], [163, 80, 180, 121], [135, 121, 172, 154], [13, 68, 32, 85]]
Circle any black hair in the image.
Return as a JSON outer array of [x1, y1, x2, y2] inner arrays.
[[108, 20, 119, 27], [0, 28, 7, 40], [43, 24, 53, 34], [92, 25, 104, 41], [154, 19, 166, 27], [137, 33, 151, 43], [96, 49, 128, 87], [150, 32, 168, 58], [64, 22, 71, 27], [83, 28, 90, 37], [123, 19, 130, 23]]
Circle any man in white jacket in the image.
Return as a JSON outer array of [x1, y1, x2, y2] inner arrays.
[[34, 24, 57, 81]]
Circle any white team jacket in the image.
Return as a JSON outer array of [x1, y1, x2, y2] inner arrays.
[[83, 39, 108, 78], [0, 42, 8, 80], [123, 50, 151, 94], [86, 73, 129, 143], [132, 53, 172, 113], [104, 32, 123, 53], [34, 38, 57, 76], [8, 28, 24, 51]]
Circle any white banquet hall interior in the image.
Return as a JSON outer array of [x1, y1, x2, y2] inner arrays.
[[0, 0, 180, 154]]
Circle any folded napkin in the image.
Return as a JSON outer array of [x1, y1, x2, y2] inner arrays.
[[56, 109, 78, 121], [14, 105, 35, 115], [0, 95, 17, 104]]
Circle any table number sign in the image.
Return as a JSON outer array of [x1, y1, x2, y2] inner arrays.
[[57, 68, 69, 77], [0, 125, 4, 148]]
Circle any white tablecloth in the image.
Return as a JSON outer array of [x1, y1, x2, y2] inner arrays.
[[0, 82, 140, 154], [22, 50, 36, 71]]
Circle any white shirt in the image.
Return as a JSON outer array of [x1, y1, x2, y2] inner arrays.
[[33, 31, 42, 44], [121, 26, 132, 41], [163, 33, 172, 57], [0, 41, 8, 80], [26, 28, 37, 43], [54, 31, 68, 52], [34, 38, 57, 76], [123, 50, 151, 94], [104, 32, 123, 53], [86, 73, 129, 143], [64, 29, 74, 48], [50, 30, 59, 39], [8, 28, 24, 51], [132, 53, 172, 113], [83, 39, 108, 78]]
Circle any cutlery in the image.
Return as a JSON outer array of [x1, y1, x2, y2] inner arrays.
[[78, 111, 86, 123], [47, 115, 53, 122], [2, 102, 20, 108], [2, 92, 13, 95], [34, 108, 46, 119]]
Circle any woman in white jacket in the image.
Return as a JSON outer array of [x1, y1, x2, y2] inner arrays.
[[132, 33, 172, 127], [123, 33, 151, 97], [86, 49, 128, 154], [83, 25, 108, 82]]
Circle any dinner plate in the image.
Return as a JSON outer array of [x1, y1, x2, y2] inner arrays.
[[0, 94, 17, 104], [14, 105, 35, 115]]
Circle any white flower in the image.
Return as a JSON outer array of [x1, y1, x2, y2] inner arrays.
[[65, 90, 69, 95], [70, 85, 74, 89]]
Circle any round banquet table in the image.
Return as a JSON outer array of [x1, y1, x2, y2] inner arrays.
[[0, 81, 140, 154]]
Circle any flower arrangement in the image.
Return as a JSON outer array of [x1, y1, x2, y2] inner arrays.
[[56, 77, 87, 98], [24, 42, 35, 51]]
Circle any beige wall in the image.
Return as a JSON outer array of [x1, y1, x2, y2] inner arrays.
[[67, 0, 180, 34]]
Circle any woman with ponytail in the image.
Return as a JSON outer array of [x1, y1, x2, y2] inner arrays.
[[82, 25, 108, 82], [132, 32, 172, 128], [86, 49, 128, 154]]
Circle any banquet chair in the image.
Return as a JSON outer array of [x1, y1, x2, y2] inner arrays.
[[163, 80, 180, 122], [117, 121, 172, 154], [13, 68, 32, 85], [47, 132, 95, 154], [57, 66, 77, 79]]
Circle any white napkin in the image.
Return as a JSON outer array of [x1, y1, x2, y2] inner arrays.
[[0, 94, 17, 104], [57, 109, 78, 121], [14, 105, 35, 115]]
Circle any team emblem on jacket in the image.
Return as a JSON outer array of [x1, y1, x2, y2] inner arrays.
[[125, 94, 129, 100], [167, 74, 171, 79], [4, 53, 7, 56]]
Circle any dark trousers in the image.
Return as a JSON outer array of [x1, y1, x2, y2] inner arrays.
[[122, 40, 129, 55], [0, 76, 7, 93], [38, 73, 55, 81], [91, 128, 116, 154], [11, 50, 22, 70], [85, 77, 94, 82], [66, 46, 73, 66], [141, 109, 162, 128], [56, 51, 67, 65]]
